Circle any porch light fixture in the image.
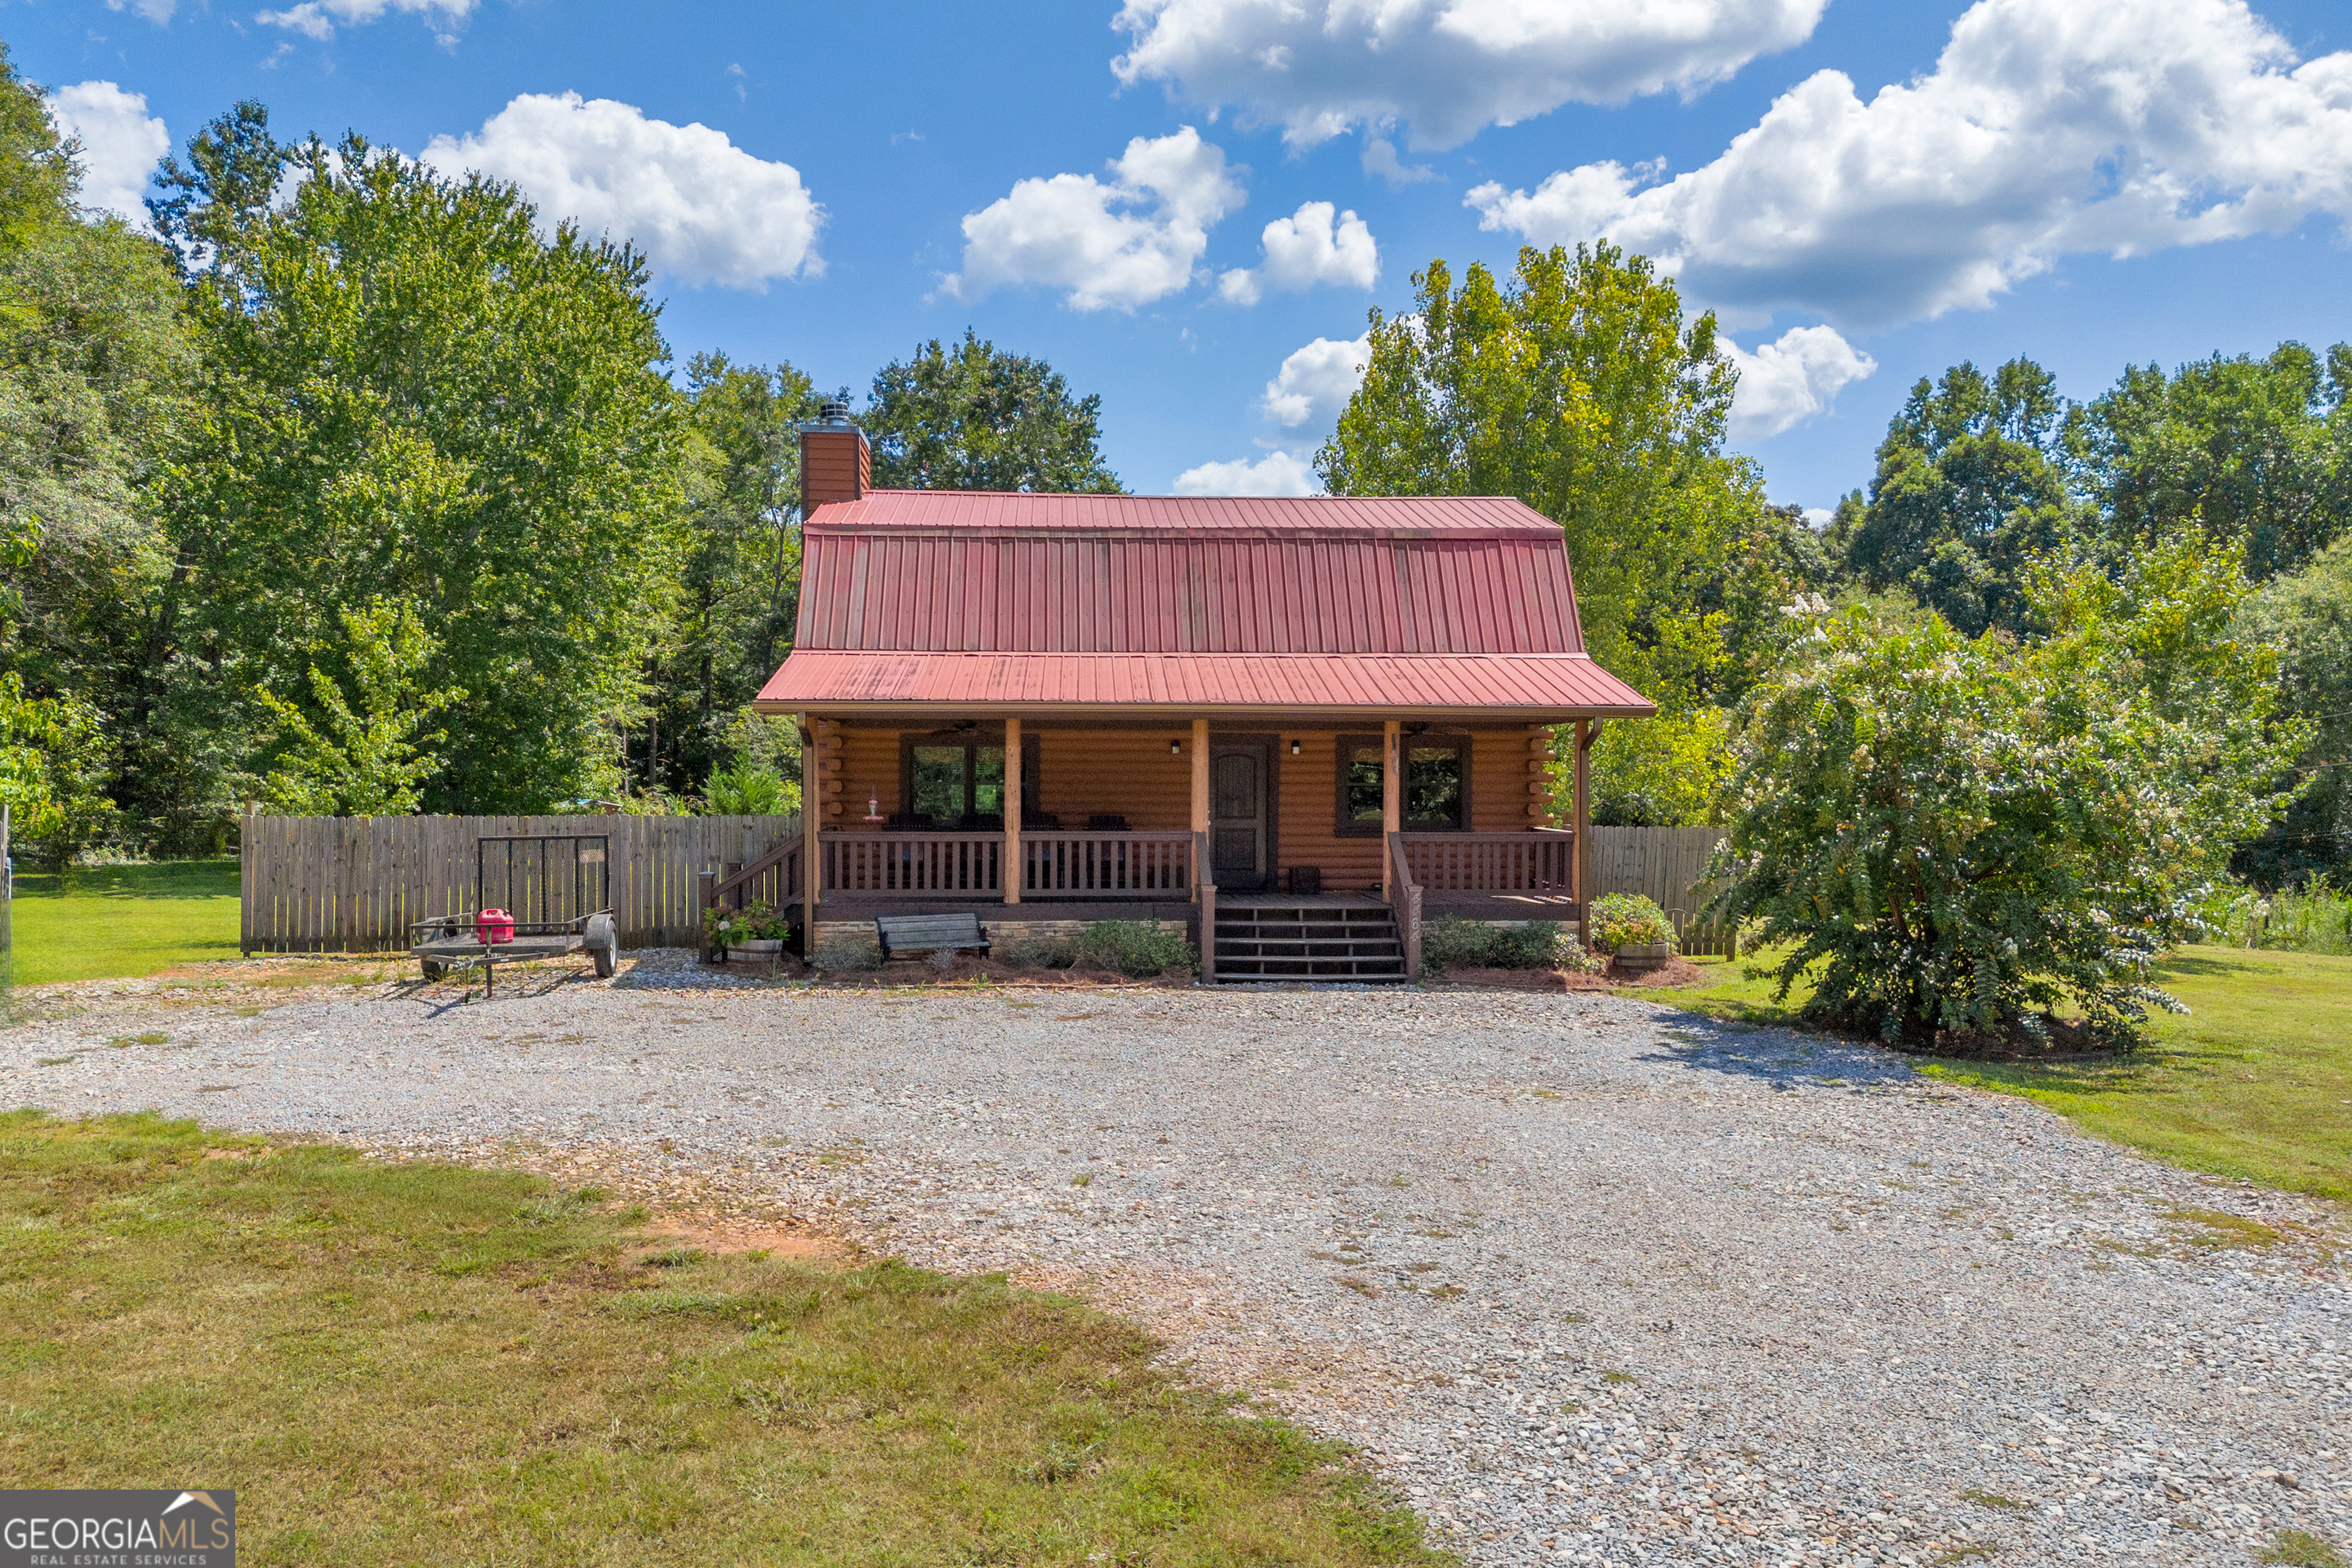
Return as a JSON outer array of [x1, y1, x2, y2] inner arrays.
[[1169, 738, 1182, 755], [1290, 738, 1301, 755]]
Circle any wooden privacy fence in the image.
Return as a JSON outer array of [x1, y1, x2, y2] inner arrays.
[[1586, 825, 1735, 957], [241, 813, 800, 954]]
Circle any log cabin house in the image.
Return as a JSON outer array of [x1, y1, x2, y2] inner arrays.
[[744, 408, 1655, 981]]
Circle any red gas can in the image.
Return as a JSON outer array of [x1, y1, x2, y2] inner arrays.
[[476, 907, 515, 945]]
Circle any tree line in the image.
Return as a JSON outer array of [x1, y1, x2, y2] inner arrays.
[[0, 56, 1118, 865], [6, 49, 2345, 1041], [1320, 242, 2345, 1044]]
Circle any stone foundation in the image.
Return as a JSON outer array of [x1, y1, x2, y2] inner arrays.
[[813, 917, 1189, 947]]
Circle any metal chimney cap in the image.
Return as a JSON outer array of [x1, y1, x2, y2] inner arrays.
[[818, 398, 853, 426]]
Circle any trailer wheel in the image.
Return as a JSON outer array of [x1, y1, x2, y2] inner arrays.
[[586, 913, 618, 978], [421, 958, 448, 982]]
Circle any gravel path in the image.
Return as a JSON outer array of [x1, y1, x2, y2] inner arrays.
[[5, 954, 2346, 1566]]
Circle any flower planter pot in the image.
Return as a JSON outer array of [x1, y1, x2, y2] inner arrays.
[[1611, 941, 1675, 973], [724, 938, 786, 964]]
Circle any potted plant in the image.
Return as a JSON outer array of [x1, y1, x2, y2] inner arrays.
[[1590, 893, 1679, 973], [705, 901, 791, 963]]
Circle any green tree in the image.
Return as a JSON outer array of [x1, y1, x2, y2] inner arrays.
[[2, 516, 112, 858], [2068, 342, 2352, 581], [0, 43, 198, 858], [1321, 244, 1760, 693], [1320, 243, 1797, 826], [630, 352, 824, 796], [258, 597, 463, 816], [0, 41, 69, 249], [702, 764, 793, 817], [866, 329, 1123, 493], [159, 113, 688, 814], [1841, 358, 2081, 636], [2237, 535, 2352, 884], [1715, 536, 2301, 1047]]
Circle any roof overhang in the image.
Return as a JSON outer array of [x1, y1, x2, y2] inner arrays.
[[754, 651, 1656, 721]]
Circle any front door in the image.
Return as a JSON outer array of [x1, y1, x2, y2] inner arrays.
[[1210, 743, 1270, 890]]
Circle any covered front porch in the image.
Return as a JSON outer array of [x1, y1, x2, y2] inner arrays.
[[773, 710, 1605, 978]]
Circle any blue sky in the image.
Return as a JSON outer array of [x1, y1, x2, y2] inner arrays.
[[16, 0, 2352, 510]]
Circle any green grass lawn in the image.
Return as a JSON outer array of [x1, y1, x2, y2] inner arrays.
[[0, 1111, 1441, 1567], [5, 859, 241, 987], [1656, 945, 2352, 1204]]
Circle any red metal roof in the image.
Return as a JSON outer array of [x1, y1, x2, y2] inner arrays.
[[762, 652, 1655, 717], [759, 490, 1654, 715], [803, 490, 1565, 537]]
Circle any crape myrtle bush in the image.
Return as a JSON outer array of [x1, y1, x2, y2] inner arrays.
[[1712, 537, 2304, 1048]]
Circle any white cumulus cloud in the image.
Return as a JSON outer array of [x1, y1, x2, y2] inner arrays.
[[1362, 137, 1437, 187], [946, 127, 1244, 312], [1113, 0, 1825, 150], [1724, 325, 1876, 441], [1218, 201, 1377, 304], [105, 0, 176, 22], [421, 93, 823, 290], [1261, 333, 1371, 428], [46, 82, 170, 230], [1465, 0, 2352, 331], [258, 0, 472, 40], [1172, 448, 1321, 497]]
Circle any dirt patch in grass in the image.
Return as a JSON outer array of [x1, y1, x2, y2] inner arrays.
[[0, 1109, 1441, 1568], [634, 1216, 843, 1260]]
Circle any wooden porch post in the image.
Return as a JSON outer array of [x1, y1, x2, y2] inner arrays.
[[1381, 719, 1402, 897], [1574, 719, 1595, 950], [800, 711, 819, 943], [1189, 719, 1210, 837], [1004, 717, 1022, 904]]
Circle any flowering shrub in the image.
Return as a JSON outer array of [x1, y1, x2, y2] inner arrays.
[[1711, 538, 2304, 1049], [1589, 893, 1677, 952], [703, 900, 791, 947]]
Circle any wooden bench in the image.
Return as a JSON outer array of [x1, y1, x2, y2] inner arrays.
[[875, 911, 991, 961]]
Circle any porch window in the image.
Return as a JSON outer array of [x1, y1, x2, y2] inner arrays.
[[1335, 733, 1468, 834], [901, 736, 1038, 828]]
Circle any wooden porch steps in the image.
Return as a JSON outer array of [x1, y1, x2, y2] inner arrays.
[[1211, 899, 1410, 983]]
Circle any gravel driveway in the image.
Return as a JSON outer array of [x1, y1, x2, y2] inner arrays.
[[6, 955, 2346, 1566]]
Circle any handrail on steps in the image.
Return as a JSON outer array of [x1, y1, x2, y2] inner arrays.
[[697, 831, 804, 956], [1385, 831, 1423, 979], [1193, 829, 1216, 983]]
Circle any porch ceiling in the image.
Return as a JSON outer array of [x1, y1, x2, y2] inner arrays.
[[754, 651, 1655, 719]]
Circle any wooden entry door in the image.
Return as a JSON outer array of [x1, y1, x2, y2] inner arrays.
[[1210, 742, 1270, 890]]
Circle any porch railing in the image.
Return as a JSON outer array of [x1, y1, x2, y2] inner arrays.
[[1022, 831, 1193, 898], [1400, 830, 1574, 893], [824, 831, 1003, 898]]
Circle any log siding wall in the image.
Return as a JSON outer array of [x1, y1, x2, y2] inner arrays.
[[821, 723, 1555, 897]]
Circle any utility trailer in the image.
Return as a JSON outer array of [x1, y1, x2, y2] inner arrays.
[[409, 833, 617, 996]]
